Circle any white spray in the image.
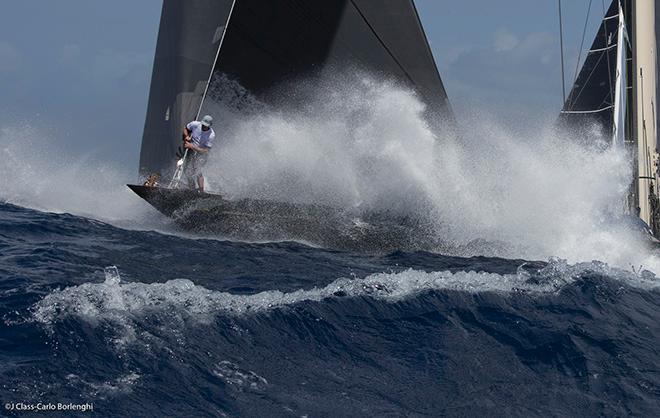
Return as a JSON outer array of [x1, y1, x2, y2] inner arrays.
[[202, 73, 659, 270], [0, 125, 160, 227], [1, 74, 658, 270]]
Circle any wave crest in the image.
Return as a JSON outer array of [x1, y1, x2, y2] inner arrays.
[[33, 261, 659, 328]]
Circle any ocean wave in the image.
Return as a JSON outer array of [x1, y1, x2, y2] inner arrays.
[[15, 261, 660, 416], [32, 261, 659, 329]]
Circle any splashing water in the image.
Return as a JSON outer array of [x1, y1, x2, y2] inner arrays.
[[2, 75, 659, 270], [0, 125, 160, 226], [202, 73, 660, 270]]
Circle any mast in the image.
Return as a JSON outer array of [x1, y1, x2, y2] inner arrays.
[[612, 1, 628, 147], [632, 0, 659, 228]]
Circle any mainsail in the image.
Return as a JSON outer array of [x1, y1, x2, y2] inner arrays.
[[198, 0, 453, 124], [138, 0, 454, 179]]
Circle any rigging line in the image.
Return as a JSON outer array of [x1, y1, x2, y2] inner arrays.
[[196, 0, 237, 119], [571, 0, 593, 108], [558, 0, 567, 104], [175, 1, 237, 189]]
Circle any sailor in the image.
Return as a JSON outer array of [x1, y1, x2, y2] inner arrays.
[[182, 114, 216, 192]]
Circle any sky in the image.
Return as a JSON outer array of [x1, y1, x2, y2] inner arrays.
[[0, 1, 605, 174]]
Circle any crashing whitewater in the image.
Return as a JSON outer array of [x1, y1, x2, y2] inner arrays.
[[1, 75, 659, 271]]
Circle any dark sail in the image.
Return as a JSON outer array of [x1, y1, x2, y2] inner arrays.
[[198, 0, 453, 128], [558, 0, 619, 138], [349, 0, 450, 121], [139, 0, 233, 177]]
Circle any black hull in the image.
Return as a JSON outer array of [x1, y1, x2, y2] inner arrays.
[[127, 185, 439, 252]]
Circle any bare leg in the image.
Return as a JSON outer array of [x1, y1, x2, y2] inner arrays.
[[197, 175, 205, 192]]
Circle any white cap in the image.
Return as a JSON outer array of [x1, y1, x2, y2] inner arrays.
[[201, 115, 213, 127]]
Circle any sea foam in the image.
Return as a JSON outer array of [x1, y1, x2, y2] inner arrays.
[[32, 262, 659, 329]]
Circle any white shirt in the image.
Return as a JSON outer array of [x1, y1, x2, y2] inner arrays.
[[186, 121, 216, 149]]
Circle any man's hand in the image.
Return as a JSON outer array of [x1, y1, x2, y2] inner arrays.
[[184, 135, 192, 142], [183, 142, 208, 153]]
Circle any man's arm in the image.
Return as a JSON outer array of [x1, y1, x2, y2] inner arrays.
[[182, 127, 192, 142], [184, 142, 209, 153]]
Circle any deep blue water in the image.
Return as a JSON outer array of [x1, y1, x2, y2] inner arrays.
[[1, 202, 660, 417]]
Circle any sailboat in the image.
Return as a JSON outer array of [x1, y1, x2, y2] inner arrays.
[[127, 0, 455, 249], [558, 0, 660, 237]]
